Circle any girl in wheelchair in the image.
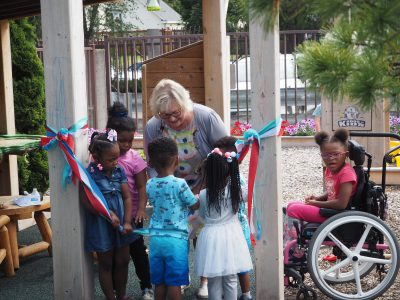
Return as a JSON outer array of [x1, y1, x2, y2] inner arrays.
[[286, 128, 358, 223], [283, 130, 400, 300]]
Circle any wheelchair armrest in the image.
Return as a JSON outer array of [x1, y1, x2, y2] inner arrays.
[[319, 208, 345, 218]]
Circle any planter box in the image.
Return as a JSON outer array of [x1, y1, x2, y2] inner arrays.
[[369, 167, 400, 185], [282, 136, 315, 147], [232, 135, 316, 147], [136, 135, 316, 149]]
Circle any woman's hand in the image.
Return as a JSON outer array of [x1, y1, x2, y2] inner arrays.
[[110, 210, 120, 228], [135, 208, 148, 224], [122, 222, 133, 235]]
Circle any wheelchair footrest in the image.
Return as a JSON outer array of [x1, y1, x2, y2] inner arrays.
[[301, 223, 321, 239]]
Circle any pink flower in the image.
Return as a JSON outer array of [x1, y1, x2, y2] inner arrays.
[[90, 167, 95, 173], [97, 164, 103, 171], [230, 121, 252, 136]]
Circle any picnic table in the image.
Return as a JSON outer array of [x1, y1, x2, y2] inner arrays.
[[0, 195, 51, 269], [0, 134, 42, 161], [0, 134, 51, 270]]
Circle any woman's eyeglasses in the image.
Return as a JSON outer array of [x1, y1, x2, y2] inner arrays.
[[320, 152, 347, 160], [158, 107, 182, 120]]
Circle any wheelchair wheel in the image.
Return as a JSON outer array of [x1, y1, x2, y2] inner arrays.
[[325, 258, 375, 283], [308, 211, 399, 300]]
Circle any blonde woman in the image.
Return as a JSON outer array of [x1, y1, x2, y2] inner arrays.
[[144, 79, 227, 298]]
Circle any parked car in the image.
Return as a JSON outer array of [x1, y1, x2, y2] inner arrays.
[[230, 55, 320, 123]]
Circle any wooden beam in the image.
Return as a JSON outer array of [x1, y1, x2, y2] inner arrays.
[[0, 20, 18, 196], [0, 0, 116, 21], [40, 0, 94, 298], [250, 16, 284, 299], [0, 21, 15, 135], [202, 0, 230, 129]]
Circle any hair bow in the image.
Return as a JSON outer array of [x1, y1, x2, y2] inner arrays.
[[224, 151, 237, 163], [107, 129, 118, 142], [210, 147, 223, 156]]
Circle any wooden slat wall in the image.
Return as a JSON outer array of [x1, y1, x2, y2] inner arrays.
[[321, 97, 389, 167], [143, 41, 205, 122]]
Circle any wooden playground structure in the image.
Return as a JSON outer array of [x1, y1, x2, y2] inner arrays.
[[0, 0, 283, 298]]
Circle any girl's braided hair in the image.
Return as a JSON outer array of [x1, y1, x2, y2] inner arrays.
[[205, 152, 242, 215], [88, 130, 118, 157], [106, 102, 137, 133]]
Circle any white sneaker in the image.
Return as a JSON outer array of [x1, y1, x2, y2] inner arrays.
[[142, 288, 154, 300], [181, 274, 191, 295], [197, 282, 208, 299], [181, 283, 190, 295]]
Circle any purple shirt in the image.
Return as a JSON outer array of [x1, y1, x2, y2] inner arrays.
[[118, 149, 147, 218]]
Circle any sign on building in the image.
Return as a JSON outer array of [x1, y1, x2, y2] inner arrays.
[[331, 101, 372, 131]]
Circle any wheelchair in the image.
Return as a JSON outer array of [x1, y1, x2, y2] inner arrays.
[[283, 132, 400, 300]]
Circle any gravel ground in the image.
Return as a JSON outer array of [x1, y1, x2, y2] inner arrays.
[[242, 146, 400, 299]]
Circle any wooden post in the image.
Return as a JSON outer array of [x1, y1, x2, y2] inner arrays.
[[40, 0, 94, 298], [0, 20, 18, 196], [202, 0, 230, 129], [250, 16, 284, 299]]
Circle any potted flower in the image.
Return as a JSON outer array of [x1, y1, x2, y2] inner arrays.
[[283, 119, 316, 136], [231, 121, 252, 137]]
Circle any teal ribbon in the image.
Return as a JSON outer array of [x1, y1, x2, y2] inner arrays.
[[42, 118, 88, 188]]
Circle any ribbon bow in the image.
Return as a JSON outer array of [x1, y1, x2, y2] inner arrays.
[[41, 118, 122, 231], [41, 118, 88, 187], [235, 117, 284, 245]]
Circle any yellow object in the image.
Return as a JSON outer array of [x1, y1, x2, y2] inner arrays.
[[389, 140, 400, 167], [147, 0, 161, 11]]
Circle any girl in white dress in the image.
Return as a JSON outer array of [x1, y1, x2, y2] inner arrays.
[[195, 148, 253, 300]]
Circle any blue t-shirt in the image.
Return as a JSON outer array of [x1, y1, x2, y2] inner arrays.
[[146, 175, 198, 239]]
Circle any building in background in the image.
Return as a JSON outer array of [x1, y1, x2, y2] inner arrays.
[[120, 0, 183, 33]]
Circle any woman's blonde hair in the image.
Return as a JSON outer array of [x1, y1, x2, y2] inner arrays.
[[149, 79, 193, 116]]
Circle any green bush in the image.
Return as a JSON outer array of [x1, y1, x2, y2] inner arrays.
[[10, 19, 49, 194]]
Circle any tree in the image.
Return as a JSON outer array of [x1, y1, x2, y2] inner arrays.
[[164, 0, 248, 33], [163, 0, 181, 12], [10, 19, 49, 193], [83, 0, 137, 41], [279, 0, 321, 30], [165, 0, 320, 33], [249, 0, 400, 109], [296, 0, 400, 109]]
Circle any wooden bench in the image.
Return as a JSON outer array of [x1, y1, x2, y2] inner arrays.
[[0, 214, 14, 276], [0, 196, 52, 269]]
